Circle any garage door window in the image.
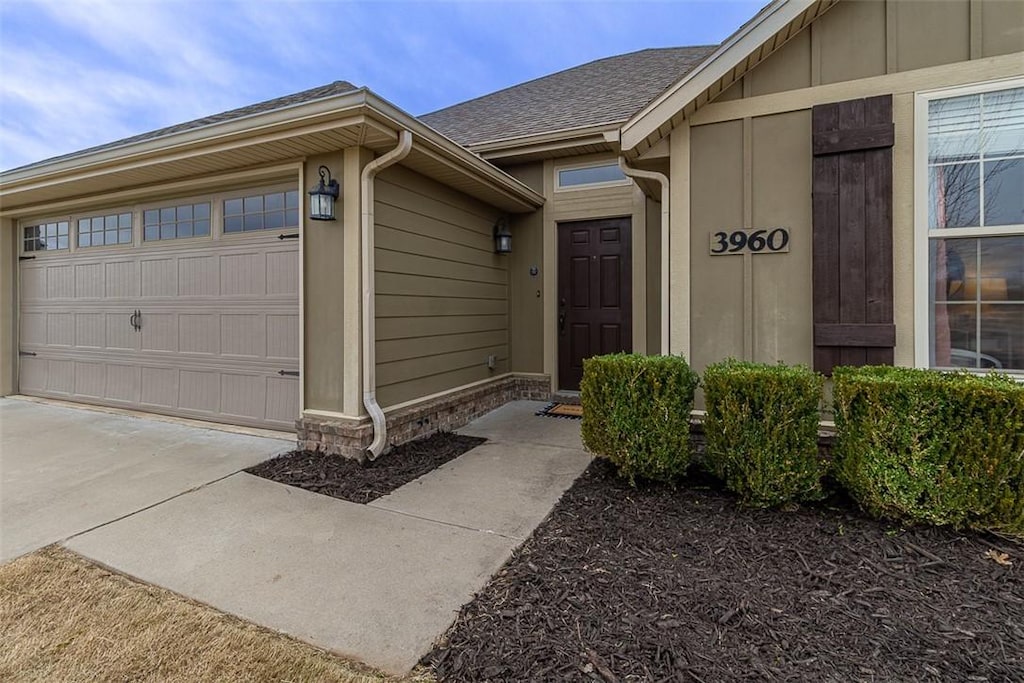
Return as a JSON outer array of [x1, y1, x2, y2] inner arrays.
[[224, 190, 299, 233], [920, 82, 1024, 372], [144, 202, 211, 241], [79, 213, 132, 248], [22, 221, 69, 252]]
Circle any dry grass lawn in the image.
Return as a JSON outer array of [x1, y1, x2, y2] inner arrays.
[[0, 546, 432, 682]]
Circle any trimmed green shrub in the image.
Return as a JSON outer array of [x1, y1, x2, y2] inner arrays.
[[833, 366, 1024, 533], [702, 360, 826, 508], [580, 354, 699, 484]]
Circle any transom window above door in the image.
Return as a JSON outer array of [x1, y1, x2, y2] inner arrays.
[[224, 190, 299, 233], [920, 82, 1024, 373]]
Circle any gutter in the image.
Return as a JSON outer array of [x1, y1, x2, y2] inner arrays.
[[362, 129, 413, 461], [618, 157, 670, 354]]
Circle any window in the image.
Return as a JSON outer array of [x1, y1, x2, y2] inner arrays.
[[223, 190, 299, 233], [921, 82, 1024, 372], [22, 221, 69, 252], [78, 212, 132, 248], [144, 202, 210, 241], [556, 162, 628, 190]]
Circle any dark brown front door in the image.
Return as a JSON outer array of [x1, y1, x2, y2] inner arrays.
[[558, 218, 632, 390]]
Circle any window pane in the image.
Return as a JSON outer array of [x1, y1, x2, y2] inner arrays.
[[981, 87, 1024, 159], [928, 94, 980, 163], [243, 214, 263, 231], [194, 219, 210, 236], [285, 191, 299, 209], [119, 229, 132, 244], [265, 193, 284, 210], [932, 303, 976, 367], [104, 215, 116, 230], [45, 237, 57, 250], [177, 204, 192, 220], [193, 203, 210, 219], [264, 211, 284, 229], [224, 198, 243, 216], [105, 230, 117, 245], [145, 225, 160, 241], [243, 195, 263, 213], [177, 221, 193, 238], [145, 210, 159, 225], [91, 217, 103, 232], [929, 162, 980, 228], [79, 233, 91, 247], [79, 218, 90, 233], [931, 238, 976, 303], [285, 208, 299, 228], [58, 222, 69, 236], [224, 216, 243, 233], [981, 304, 1024, 370], [558, 164, 627, 187], [979, 236, 1024, 301], [983, 158, 1024, 226], [160, 208, 175, 222], [57, 235, 69, 250], [160, 224, 176, 240]]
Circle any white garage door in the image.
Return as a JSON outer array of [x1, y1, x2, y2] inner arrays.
[[18, 226, 300, 431]]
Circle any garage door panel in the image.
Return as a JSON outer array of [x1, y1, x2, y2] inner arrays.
[[20, 238, 298, 431], [106, 364, 141, 403], [105, 260, 139, 298], [75, 263, 104, 298], [142, 258, 178, 297], [75, 362, 105, 398], [76, 313, 105, 348], [47, 266, 74, 299], [178, 255, 217, 296], [179, 314, 219, 355], [180, 370, 220, 413], [141, 366, 178, 407], [47, 313, 75, 347]]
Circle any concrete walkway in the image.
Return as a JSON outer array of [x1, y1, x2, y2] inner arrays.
[[64, 400, 591, 674], [0, 397, 291, 563]]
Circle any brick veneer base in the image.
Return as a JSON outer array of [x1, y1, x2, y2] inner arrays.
[[296, 374, 551, 459]]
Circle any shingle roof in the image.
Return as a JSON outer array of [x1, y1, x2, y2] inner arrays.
[[5, 80, 359, 174], [419, 46, 716, 147]]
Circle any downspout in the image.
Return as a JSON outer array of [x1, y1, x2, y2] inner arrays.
[[362, 130, 413, 460], [618, 157, 670, 355]]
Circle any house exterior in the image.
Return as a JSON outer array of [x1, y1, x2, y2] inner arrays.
[[1, 0, 1021, 457]]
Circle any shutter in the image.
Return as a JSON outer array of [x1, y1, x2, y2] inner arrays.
[[812, 95, 895, 375]]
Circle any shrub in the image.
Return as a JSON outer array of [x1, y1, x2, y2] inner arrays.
[[580, 354, 699, 484], [832, 366, 1024, 533], [701, 360, 826, 508]]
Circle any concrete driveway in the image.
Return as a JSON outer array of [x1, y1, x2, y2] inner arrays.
[[0, 397, 292, 562]]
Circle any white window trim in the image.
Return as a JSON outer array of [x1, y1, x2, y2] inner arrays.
[[913, 76, 1024, 376], [554, 160, 631, 192]]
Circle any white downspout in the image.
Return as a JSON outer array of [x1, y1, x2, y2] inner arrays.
[[618, 157, 670, 354], [362, 130, 413, 460]]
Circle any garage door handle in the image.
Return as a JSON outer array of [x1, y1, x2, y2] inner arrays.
[[129, 310, 141, 332], [278, 370, 300, 377]]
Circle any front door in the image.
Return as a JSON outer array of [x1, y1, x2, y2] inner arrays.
[[558, 218, 632, 390]]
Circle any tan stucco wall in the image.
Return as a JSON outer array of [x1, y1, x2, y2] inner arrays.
[[732, 0, 1022, 99], [373, 164, 508, 408], [303, 152, 347, 414], [0, 218, 16, 395], [505, 162, 545, 373]]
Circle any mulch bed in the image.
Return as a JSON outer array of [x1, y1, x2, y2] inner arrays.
[[246, 432, 485, 504], [425, 459, 1024, 682]]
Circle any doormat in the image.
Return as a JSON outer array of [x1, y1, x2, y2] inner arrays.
[[536, 402, 583, 420]]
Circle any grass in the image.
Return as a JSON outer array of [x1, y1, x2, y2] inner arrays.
[[0, 546, 432, 683]]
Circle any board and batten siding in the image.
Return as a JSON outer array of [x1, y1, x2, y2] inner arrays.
[[374, 165, 508, 408]]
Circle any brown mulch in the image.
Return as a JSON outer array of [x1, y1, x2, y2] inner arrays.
[[425, 458, 1024, 682], [246, 432, 485, 504]]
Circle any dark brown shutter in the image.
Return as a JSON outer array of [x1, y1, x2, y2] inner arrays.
[[812, 95, 895, 375]]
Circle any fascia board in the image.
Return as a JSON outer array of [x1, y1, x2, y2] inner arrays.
[[619, 0, 815, 152]]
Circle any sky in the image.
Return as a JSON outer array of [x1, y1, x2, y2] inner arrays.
[[0, 0, 765, 172]]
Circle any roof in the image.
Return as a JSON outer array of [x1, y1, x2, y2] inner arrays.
[[4, 80, 359, 174], [420, 46, 716, 147]]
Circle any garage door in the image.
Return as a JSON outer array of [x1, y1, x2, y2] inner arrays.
[[18, 228, 299, 431]]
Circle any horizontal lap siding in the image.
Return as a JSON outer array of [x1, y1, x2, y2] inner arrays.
[[374, 166, 508, 408]]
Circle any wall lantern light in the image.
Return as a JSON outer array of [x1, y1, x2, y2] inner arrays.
[[308, 165, 340, 221], [493, 216, 512, 254]]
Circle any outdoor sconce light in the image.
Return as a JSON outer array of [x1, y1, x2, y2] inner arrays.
[[493, 216, 512, 254], [308, 165, 340, 221]]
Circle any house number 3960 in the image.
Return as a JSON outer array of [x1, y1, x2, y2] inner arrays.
[[710, 228, 790, 255]]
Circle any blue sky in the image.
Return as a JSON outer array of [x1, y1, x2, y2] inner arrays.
[[0, 0, 764, 171]]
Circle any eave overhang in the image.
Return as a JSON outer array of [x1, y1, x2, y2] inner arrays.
[[0, 89, 544, 218]]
